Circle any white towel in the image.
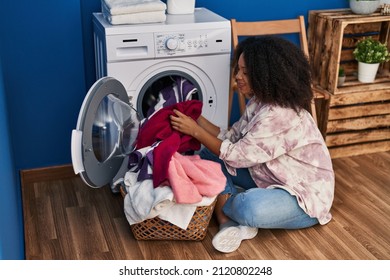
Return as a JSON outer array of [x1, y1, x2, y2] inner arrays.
[[123, 167, 216, 229], [123, 170, 175, 225], [158, 196, 216, 230], [103, 6, 166, 25], [103, 0, 166, 15]]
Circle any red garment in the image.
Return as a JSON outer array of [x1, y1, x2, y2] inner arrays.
[[135, 100, 202, 187]]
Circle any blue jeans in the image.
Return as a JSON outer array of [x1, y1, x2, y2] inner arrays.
[[199, 148, 318, 229]]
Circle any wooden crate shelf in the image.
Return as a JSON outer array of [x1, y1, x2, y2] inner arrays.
[[308, 9, 390, 158], [308, 8, 390, 95], [320, 87, 390, 158]]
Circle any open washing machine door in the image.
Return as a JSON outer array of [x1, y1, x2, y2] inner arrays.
[[71, 77, 140, 188]]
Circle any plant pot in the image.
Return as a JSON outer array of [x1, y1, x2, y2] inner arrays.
[[338, 76, 346, 86], [350, 0, 380, 15], [358, 61, 380, 83]]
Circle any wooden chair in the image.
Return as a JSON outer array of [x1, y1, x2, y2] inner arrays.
[[228, 16, 329, 134]]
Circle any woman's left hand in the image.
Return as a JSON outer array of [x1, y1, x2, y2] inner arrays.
[[170, 109, 198, 136]]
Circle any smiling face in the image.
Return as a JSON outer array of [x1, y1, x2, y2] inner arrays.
[[235, 53, 254, 99]]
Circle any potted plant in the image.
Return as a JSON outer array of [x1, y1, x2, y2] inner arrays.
[[338, 66, 346, 86], [353, 36, 390, 82], [349, 0, 381, 14]]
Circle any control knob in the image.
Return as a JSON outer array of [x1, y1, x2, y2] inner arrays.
[[165, 38, 178, 50]]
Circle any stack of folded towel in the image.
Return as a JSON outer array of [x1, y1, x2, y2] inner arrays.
[[102, 0, 167, 25]]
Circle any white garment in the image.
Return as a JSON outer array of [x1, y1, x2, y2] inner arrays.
[[123, 169, 216, 230], [102, 0, 166, 15], [103, 7, 166, 25], [158, 196, 216, 230], [123, 166, 174, 225]]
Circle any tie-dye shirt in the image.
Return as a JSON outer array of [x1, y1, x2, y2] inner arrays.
[[218, 97, 335, 225]]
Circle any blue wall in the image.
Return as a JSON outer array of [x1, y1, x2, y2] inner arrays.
[[0, 56, 23, 259], [0, 0, 348, 259]]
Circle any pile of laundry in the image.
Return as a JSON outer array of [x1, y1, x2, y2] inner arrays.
[[121, 79, 226, 230], [102, 0, 167, 25], [123, 150, 225, 230]]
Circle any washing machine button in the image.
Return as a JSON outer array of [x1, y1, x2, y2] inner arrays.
[[166, 38, 179, 50]]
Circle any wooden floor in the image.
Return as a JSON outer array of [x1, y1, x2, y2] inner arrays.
[[21, 152, 390, 260]]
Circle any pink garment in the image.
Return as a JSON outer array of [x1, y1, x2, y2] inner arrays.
[[167, 153, 226, 204]]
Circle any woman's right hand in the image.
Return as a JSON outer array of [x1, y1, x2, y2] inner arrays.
[[170, 109, 199, 137], [171, 110, 223, 155]]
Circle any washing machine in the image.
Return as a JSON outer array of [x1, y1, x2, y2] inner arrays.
[[71, 8, 231, 189]]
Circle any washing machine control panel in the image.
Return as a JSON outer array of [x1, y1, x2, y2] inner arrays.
[[155, 29, 230, 57]]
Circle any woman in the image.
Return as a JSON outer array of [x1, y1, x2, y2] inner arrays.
[[170, 36, 335, 253]]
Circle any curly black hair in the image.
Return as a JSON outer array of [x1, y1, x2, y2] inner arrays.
[[233, 36, 313, 113]]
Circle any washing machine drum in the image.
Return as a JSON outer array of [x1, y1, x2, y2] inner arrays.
[[71, 77, 140, 188]]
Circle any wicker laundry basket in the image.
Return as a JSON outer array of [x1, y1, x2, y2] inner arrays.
[[120, 186, 216, 241]]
